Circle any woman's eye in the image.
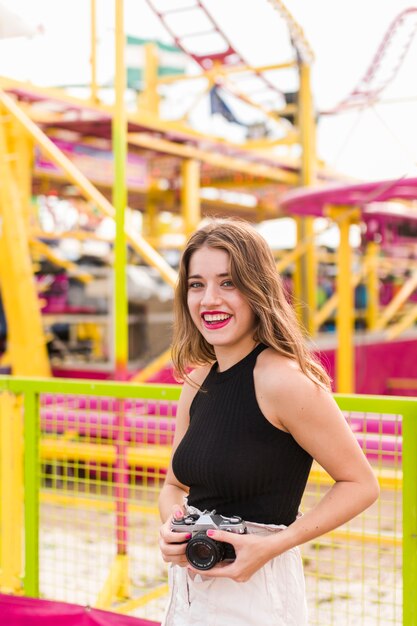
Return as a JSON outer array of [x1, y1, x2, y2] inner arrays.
[[221, 280, 234, 288], [188, 281, 203, 289]]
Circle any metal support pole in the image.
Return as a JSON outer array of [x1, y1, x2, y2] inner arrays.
[[90, 0, 99, 104], [0, 393, 23, 593], [295, 63, 317, 335], [113, 0, 128, 381], [143, 182, 159, 247], [110, 7, 130, 604], [0, 111, 50, 377], [181, 159, 201, 239], [137, 43, 160, 115], [335, 209, 354, 393], [365, 240, 379, 330], [402, 405, 417, 626], [23, 391, 40, 597]]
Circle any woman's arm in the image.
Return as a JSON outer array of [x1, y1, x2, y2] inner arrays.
[[267, 374, 379, 551], [158, 366, 209, 566]]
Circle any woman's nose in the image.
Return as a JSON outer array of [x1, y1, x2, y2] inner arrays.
[[201, 284, 221, 306]]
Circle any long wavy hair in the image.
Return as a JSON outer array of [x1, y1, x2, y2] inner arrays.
[[172, 218, 331, 389]]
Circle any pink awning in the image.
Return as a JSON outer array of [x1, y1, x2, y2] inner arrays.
[[0, 594, 160, 626]]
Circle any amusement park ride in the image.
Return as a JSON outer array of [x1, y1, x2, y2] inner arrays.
[[0, 2, 417, 619], [0, 1, 417, 394]]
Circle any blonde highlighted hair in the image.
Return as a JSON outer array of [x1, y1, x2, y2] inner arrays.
[[172, 218, 331, 390]]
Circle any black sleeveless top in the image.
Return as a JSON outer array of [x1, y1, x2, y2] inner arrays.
[[172, 344, 313, 525]]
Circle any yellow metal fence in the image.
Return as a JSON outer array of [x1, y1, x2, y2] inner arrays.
[[0, 378, 416, 625]]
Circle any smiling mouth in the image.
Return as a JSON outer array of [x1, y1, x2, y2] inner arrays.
[[202, 313, 231, 326]]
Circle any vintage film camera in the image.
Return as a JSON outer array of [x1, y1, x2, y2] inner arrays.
[[171, 510, 247, 571]]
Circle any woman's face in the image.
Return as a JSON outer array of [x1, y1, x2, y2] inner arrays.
[[186, 246, 256, 352]]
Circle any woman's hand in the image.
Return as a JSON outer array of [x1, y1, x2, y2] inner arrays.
[[187, 529, 278, 582], [159, 506, 190, 567]]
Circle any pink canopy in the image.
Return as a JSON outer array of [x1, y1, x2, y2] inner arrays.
[[280, 176, 417, 217], [0, 594, 160, 626]]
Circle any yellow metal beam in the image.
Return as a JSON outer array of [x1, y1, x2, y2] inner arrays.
[[219, 74, 289, 126], [30, 239, 92, 284], [40, 439, 171, 470], [0, 90, 178, 288], [115, 584, 169, 614], [128, 131, 298, 184], [373, 269, 417, 332], [31, 229, 113, 243], [178, 76, 215, 124], [130, 347, 172, 384], [386, 303, 417, 341], [276, 239, 310, 274], [157, 60, 296, 84], [0, 110, 50, 376], [314, 260, 370, 331], [244, 130, 299, 150], [0, 76, 301, 165]]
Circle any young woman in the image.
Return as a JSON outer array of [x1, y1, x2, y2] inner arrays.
[[158, 218, 379, 626]]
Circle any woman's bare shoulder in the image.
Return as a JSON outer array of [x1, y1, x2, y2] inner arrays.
[[256, 347, 306, 387], [179, 363, 212, 405], [254, 347, 329, 430], [184, 363, 212, 389]]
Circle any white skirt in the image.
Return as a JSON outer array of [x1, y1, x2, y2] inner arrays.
[[161, 506, 308, 626]]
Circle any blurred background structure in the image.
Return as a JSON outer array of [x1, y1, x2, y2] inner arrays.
[[0, 0, 417, 393], [1, 2, 417, 624]]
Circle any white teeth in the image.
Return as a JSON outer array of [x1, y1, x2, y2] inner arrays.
[[203, 313, 231, 322]]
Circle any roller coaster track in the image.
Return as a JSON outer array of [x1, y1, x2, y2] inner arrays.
[[323, 8, 417, 115], [266, 0, 314, 64], [145, 0, 313, 117]]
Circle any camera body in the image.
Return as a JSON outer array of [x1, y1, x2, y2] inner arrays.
[[171, 511, 247, 571]]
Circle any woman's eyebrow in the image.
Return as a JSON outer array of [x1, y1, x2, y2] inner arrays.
[[188, 272, 230, 279]]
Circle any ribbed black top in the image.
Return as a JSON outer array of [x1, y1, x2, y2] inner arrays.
[[172, 344, 312, 525]]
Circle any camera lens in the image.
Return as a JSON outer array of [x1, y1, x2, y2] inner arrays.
[[186, 532, 224, 570]]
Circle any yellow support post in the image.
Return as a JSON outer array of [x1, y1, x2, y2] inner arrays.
[[0, 111, 50, 376], [299, 63, 316, 185], [95, 554, 130, 609], [143, 182, 160, 247], [90, 0, 99, 105], [95, 0, 131, 607], [365, 240, 379, 330], [137, 43, 160, 115], [333, 207, 355, 393], [11, 120, 33, 230], [0, 393, 23, 592], [181, 158, 201, 239], [294, 63, 317, 335]]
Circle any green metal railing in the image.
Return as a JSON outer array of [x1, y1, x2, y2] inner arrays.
[[0, 376, 416, 624], [335, 393, 417, 626]]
